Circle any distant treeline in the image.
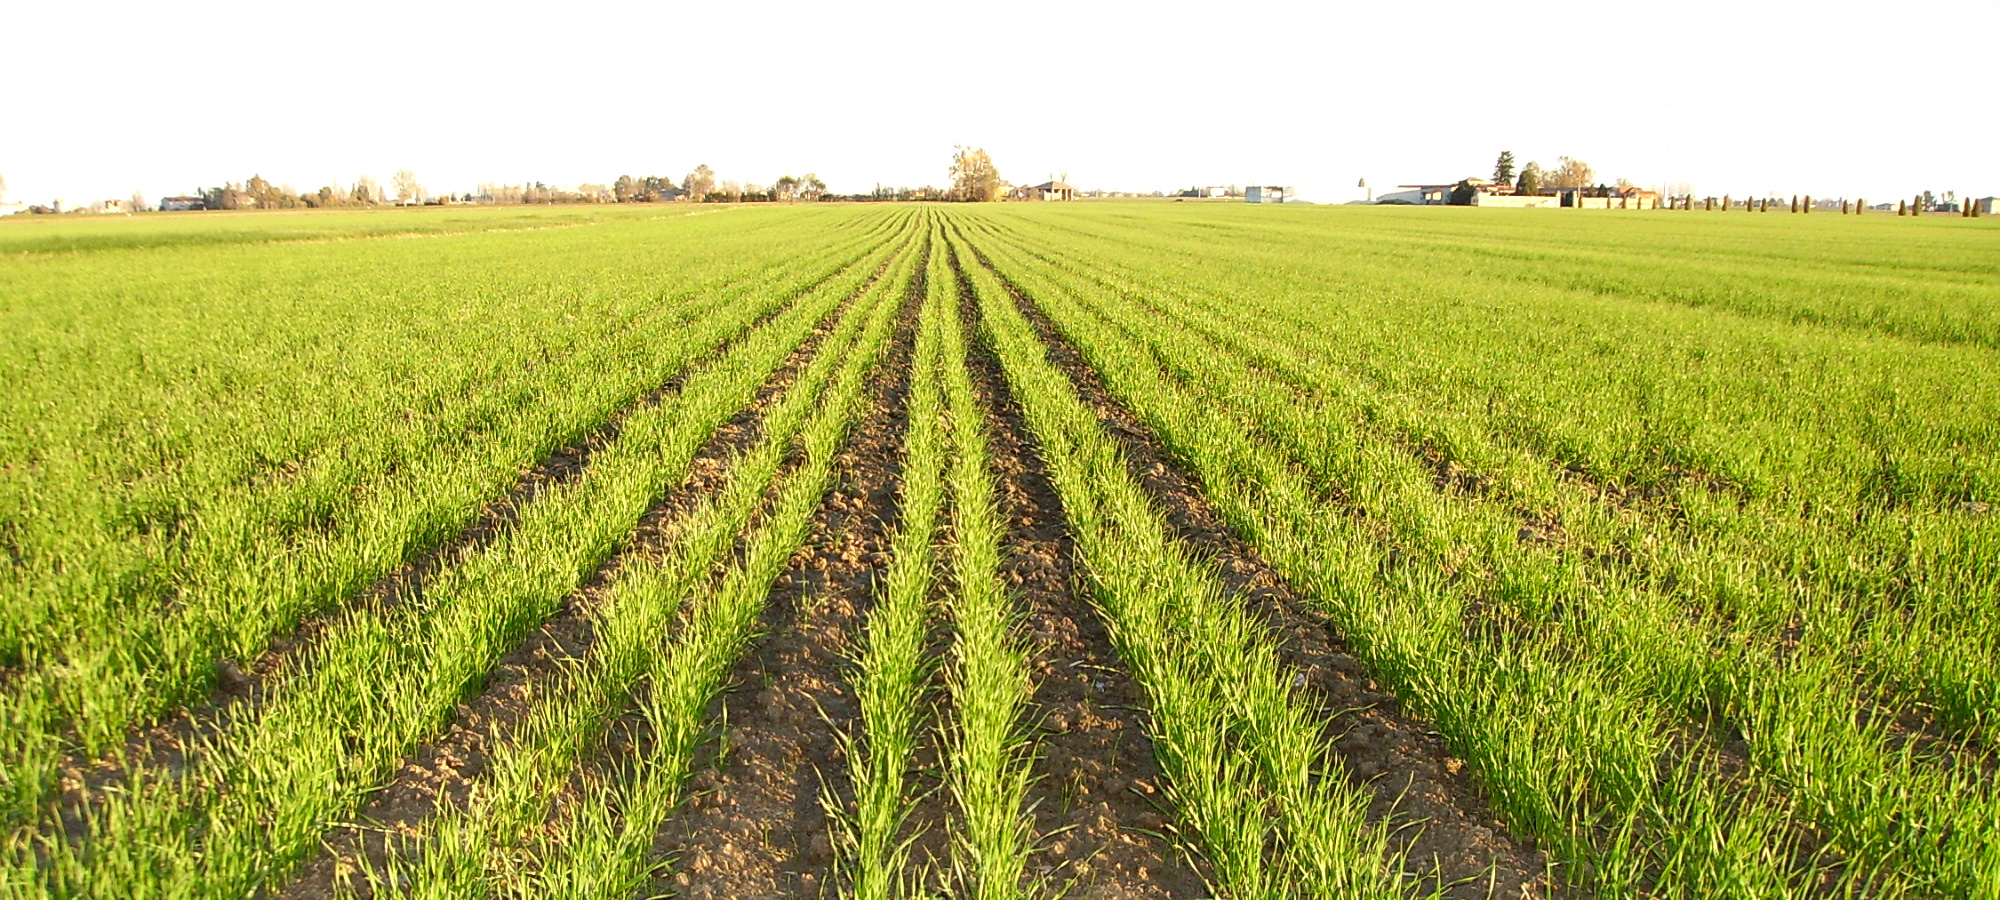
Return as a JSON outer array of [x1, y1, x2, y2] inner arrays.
[[160, 166, 956, 212]]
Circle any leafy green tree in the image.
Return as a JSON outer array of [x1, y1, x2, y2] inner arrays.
[[1515, 161, 1544, 194], [1492, 150, 1516, 185]]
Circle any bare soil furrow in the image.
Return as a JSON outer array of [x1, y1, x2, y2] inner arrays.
[[949, 243, 1212, 900], [268, 262, 887, 900], [646, 260, 923, 900], [965, 244, 1557, 899]]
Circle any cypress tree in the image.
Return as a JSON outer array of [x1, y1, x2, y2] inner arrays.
[[1804, 194, 1812, 213]]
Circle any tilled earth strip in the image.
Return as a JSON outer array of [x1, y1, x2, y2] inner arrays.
[[646, 261, 924, 900]]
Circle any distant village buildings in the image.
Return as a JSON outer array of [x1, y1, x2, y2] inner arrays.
[[1383, 178, 1660, 209]]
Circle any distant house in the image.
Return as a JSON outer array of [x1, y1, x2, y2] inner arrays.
[[1245, 185, 1295, 203], [159, 196, 206, 211], [1016, 181, 1075, 201], [653, 186, 689, 202], [1391, 182, 1470, 205], [1977, 197, 1999, 215], [97, 199, 130, 214]]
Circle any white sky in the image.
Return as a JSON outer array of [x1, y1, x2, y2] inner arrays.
[[3, 0, 1995, 205]]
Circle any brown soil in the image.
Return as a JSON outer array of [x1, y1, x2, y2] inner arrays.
[[646, 256, 923, 900], [965, 246, 1558, 899], [951, 243, 1213, 900], [268, 262, 881, 900]]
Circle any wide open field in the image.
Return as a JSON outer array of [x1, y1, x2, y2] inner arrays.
[[2, 203, 1996, 899]]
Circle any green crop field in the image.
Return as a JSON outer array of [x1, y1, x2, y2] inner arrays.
[[1, 202, 1995, 900]]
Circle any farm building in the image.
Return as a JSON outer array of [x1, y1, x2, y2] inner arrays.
[[1978, 197, 1998, 215], [1245, 185, 1295, 203], [1014, 181, 1075, 202], [1389, 179, 1659, 209], [1553, 185, 1660, 209], [1391, 181, 1490, 205], [159, 196, 206, 211]]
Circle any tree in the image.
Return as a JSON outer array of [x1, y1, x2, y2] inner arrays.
[[802, 173, 826, 201], [392, 169, 422, 203], [1546, 157, 1594, 189], [130, 190, 148, 212], [1492, 150, 1516, 186], [683, 164, 715, 201], [1515, 161, 1544, 194], [354, 174, 383, 205], [613, 175, 639, 202], [949, 144, 1001, 202], [774, 174, 801, 202]]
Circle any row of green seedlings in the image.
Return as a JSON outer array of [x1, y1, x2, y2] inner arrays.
[[964, 206, 2000, 746], [838, 227, 1038, 900], [959, 215, 1999, 898], [951, 229, 1416, 900], [0, 209, 915, 826], [961, 206, 2000, 745], [1036, 210, 2000, 745], [364, 226, 918, 900], [12, 218, 923, 900], [1091, 224, 2000, 748], [995, 211, 2000, 887]]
